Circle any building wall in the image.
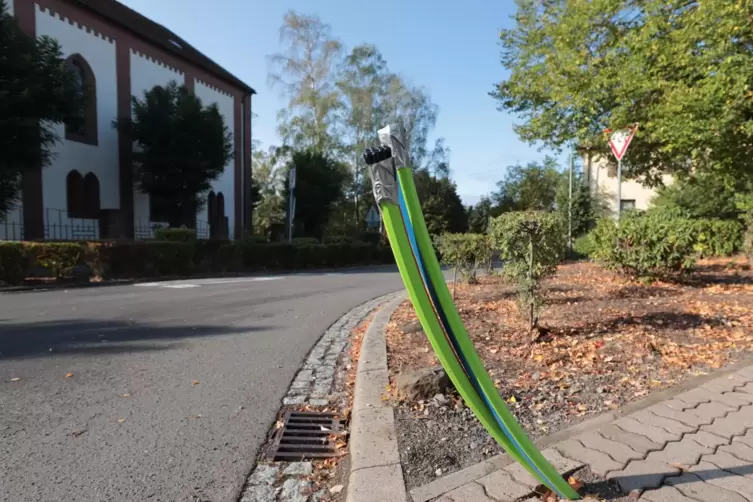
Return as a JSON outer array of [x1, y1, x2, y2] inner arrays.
[[193, 79, 235, 236], [35, 4, 119, 239], [586, 155, 673, 213], [129, 51, 185, 233]]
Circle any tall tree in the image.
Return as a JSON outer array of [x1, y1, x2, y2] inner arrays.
[[268, 11, 343, 154], [284, 150, 347, 240], [467, 196, 494, 233], [0, 0, 82, 220], [491, 157, 563, 213], [414, 170, 468, 235], [119, 81, 233, 227], [493, 0, 753, 184], [651, 173, 752, 221], [251, 145, 286, 235]]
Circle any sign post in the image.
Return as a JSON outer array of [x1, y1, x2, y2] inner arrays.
[[288, 166, 296, 243], [604, 124, 638, 220]]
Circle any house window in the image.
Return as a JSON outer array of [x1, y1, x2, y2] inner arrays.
[[65, 54, 98, 145], [620, 199, 636, 212], [66, 170, 85, 218], [83, 173, 100, 218]]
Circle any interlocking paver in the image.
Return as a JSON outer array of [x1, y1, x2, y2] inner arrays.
[[663, 399, 696, 411], [666, 472, 750, 502], [689, 459, 753, 499], [477, 470, 531, 501], [597, 424, 661, 454], [645, 439, 712, 467], [615, 417, 681, 444], [444, 481, 497, 502], [606, 458, 679, 493], [721, 441, 753, 463], [701, 407, 753, 438], [722, 392, 753, 405], [702, 380, 740, 394], [690, 401, 736, 422], [733, 429, 753, 449], [503, 462, 538, 487], [578, 431, 644, 463], [555, 439, 623, 477], [631, 410, 697, 435], [674, 388, 716, 406], [733, 366, 753, 380], [540, 447, 582, 474], [641, 485, 698, 502], [648, 404, 710, 427], [682, 430, 729, 449], [734, 381, 753, 396]]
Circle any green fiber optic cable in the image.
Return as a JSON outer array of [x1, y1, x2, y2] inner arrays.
[[396, 168, 580, 500]]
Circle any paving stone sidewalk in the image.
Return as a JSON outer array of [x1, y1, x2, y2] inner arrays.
[[425, 365, 753, 502]]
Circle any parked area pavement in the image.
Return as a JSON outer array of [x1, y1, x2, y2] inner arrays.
[[0, 267, 405, 502]]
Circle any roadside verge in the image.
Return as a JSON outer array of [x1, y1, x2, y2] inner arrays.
[[347, 294, 408, 502]]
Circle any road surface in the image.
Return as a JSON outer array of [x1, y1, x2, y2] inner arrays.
[[0, 267, 405, 502]]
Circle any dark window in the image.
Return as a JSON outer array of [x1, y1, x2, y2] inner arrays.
[[83, 173, 100, 219], [216, 192, 225, 221], [620, 199, 637, 212], [65, 54, 98, 145], [207, 191, 216, 222], [66, 170, 85, 218]]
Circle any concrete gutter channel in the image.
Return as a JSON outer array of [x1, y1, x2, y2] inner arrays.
[[346, 291, 753, 502]]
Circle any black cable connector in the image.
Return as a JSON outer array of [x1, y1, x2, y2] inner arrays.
[[362, 146, 392, 165]]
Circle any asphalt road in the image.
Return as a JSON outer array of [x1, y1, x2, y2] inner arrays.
[[0, 267, 405, 502]]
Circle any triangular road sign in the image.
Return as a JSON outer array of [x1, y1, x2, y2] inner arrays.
[[605, 125, 638, 161]]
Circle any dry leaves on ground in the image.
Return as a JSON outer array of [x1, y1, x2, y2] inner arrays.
[[386, 258, 753, 433]]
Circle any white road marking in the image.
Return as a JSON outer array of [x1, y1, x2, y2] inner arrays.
[[133, 277, 284, 289], [164, 284, 199, 289], [135, 282, 160, 287]]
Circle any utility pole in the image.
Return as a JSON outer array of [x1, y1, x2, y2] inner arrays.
[[288, 166, 296, 243]]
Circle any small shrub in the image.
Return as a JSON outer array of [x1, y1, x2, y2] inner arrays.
[[24, 242, 96, 279], [99, 241, 193, 278], [572, 233, 595, 259], [154, 227, 197, 243], [434, 233, 492, 284], [490, 212, 565, 329], [692, 219, 743, 258], [0, 242, 28, 284], [292, 237, 320, 246], [590, 211, 696, 280]]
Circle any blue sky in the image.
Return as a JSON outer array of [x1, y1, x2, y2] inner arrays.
[[120, 0, 563, 205]]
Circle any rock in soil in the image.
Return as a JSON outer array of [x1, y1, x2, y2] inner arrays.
[[401, 320, 424, 334], [395, 366, 452, 401]]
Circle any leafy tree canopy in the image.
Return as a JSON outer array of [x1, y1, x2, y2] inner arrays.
[[651, 173, 752, 221], [494, 0, 753, 184], [119, 81, 233, 227], [491, 157, 563, 212], [0, 0, 82, 220], [414, 170, 468, 235]]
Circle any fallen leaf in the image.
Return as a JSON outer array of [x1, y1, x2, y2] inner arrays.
[[320, 425, 331, 432], [65, 373, 74, 378], [192, 380, 200, 385], [275, 420, 284, 430], [9, 377, 21, 382], [490, 347, 499, 354], [120, 393, 131, 398], [568, 476, 584, 491], [330, 484, 344, 494], [507, 395, 517, 404], [117, 418, 127, 423]]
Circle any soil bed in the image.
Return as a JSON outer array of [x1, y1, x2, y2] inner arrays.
[[386, 258, 753, 490]]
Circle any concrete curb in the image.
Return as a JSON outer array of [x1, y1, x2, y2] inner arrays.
[[347, 293, 408, 502]]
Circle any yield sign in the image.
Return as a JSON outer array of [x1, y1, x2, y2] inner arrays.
[[605, 124, 638, 161]]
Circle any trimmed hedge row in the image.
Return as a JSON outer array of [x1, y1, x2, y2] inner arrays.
[[0, 238, 394, 285]]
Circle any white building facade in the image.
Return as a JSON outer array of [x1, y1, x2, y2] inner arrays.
[[2, 0, 255, 241]]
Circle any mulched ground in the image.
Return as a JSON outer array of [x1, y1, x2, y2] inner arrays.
[[386, 257, 753, 491]]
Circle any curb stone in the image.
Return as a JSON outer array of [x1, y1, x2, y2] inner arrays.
[[347, 294, 408, 502], [240, 291, 402, 502]]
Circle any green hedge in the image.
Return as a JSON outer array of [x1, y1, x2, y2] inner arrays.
[[154, 227, 197, 243], [0, 238, 394, 285], [692, 219, 743, 258]]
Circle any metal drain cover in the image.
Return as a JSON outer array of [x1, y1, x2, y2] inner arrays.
[[268, 410, 345, 461]]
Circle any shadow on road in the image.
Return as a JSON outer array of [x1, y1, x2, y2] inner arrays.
[[0, 319, 272, 359]]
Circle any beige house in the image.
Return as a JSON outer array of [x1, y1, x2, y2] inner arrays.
[[583, 154, 673, 214]]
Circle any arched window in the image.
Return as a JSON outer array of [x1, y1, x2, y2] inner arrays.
[[207, 191, 216, 223], [216, 192, 225, 221], [66, 170, 85, 218], [65, 54, 98, 145], [83, 173, 100, 219]]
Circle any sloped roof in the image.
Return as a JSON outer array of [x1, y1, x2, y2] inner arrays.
[[71, 0, 256, 95]]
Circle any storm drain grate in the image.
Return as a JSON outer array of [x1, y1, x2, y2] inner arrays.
[[268, 410, 345, 461]]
